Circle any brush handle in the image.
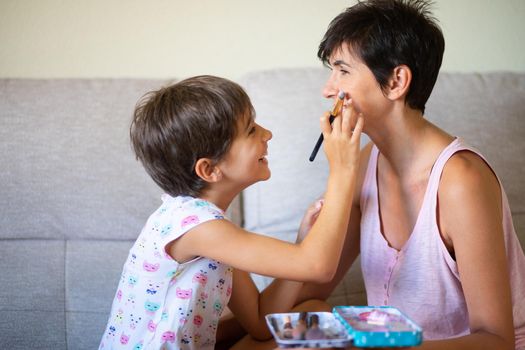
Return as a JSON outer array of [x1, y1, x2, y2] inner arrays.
[[308, 115, 335, 162]]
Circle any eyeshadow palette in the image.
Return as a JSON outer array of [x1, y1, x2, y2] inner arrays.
[[333, 306, 422, 347]]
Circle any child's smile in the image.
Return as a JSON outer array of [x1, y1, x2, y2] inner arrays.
[[217, 114, 272, 188]]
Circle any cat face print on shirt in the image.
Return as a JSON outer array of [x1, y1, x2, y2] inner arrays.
[[192, 270, 208, 287], [181, 215, 199, 228], [144, 300, 161, 315], [161, 331, 176, 343], [120, 333, 130, 345], [143, 261, 160, 272], [160, 224, 172, 237], [147, 319, 157, 332], [128, 275, 139, 287], [176, 287, 192, 299], [146, 281, 163, 295]]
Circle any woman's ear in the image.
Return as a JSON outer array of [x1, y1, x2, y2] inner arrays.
[[194, 158, 222, 183], [386, 65, 412, 101]]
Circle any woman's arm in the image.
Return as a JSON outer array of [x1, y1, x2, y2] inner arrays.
[[349, 152, 515, 350], [332, 151, 514, 350], [421, 151, 515, 349]]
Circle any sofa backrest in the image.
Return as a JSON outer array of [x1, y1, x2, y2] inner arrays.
[[3, 73, 522, 247]]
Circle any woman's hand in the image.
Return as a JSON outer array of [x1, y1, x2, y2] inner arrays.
[[296, 199, 324, 243]]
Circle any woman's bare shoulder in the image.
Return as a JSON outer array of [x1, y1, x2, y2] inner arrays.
[[439, 150, 502, 241]]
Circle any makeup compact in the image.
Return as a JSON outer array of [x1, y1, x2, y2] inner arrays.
[[266, 306, 422, 348], [266, 311, 352, 348]]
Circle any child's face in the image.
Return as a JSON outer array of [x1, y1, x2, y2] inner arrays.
[[322, 45, 390, 127], [216, 112, 272, 189]]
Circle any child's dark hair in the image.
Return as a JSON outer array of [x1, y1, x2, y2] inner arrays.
[[130, 75, 254, 197], [318, 0, 444, 113]]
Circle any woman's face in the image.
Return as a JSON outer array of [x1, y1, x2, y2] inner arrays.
[[322, 45, 390, 127]]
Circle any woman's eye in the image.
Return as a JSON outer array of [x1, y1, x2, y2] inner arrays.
[[248, 126, 256, 135]]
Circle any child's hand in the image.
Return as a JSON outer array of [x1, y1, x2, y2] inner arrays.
[[321, 99, 364, 174], [296, 199, 324, 243]]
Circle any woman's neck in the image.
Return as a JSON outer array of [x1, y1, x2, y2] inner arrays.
[[368, 108, 450, 178]]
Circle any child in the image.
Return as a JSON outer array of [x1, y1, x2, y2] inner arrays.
[[288, 1, 525, 349], [99, 75, 364, 349]]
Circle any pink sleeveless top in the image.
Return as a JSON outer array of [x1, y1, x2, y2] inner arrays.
[[360, 138, 525, 347]]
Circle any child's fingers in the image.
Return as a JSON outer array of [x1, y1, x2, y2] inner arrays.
[[320, 111, 332, 137], [341, 100, 353, 134], [342, 98, 365, 137], [330, 108, 342, 134], [351, 115, 365, 142], [347, 99, 357, 129]]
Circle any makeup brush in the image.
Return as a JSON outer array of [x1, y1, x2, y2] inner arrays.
[[309, 90, 345, 162]]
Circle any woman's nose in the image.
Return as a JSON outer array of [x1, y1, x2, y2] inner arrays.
[[322, 78, 338, 99]]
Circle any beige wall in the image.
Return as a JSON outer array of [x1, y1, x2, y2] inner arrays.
[[1, 0, 524, 80]]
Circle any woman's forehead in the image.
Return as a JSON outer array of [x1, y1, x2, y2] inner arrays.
[[329, 45, 360, 66]]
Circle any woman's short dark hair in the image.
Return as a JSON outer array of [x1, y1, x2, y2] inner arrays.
[[130, 75, 254, 197], [318, 0, 445, 113]]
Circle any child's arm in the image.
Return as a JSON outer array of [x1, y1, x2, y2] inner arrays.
[[169, 104, 364, 283], [225, 201, 325, 340]]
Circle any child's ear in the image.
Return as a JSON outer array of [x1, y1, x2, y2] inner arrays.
[[386, 65, 411, 101], [194, 158, 222, 183]]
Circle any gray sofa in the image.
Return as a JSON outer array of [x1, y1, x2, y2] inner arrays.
[[1, 70, 524, 349]]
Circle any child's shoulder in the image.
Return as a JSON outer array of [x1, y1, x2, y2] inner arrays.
[[143, 195, 226, 239]]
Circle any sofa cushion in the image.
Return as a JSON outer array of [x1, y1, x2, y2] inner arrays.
[[0, 240, 65, 310], [0, 240, 66, 349], [67, 311, 109, 350], [66, 240, 133, 313], [239, 68, 368, 305], [239, 69, 525, 306], [65, 240, 134, 348], [0, 79, 166, 241], [0, 311, 66, 349]]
